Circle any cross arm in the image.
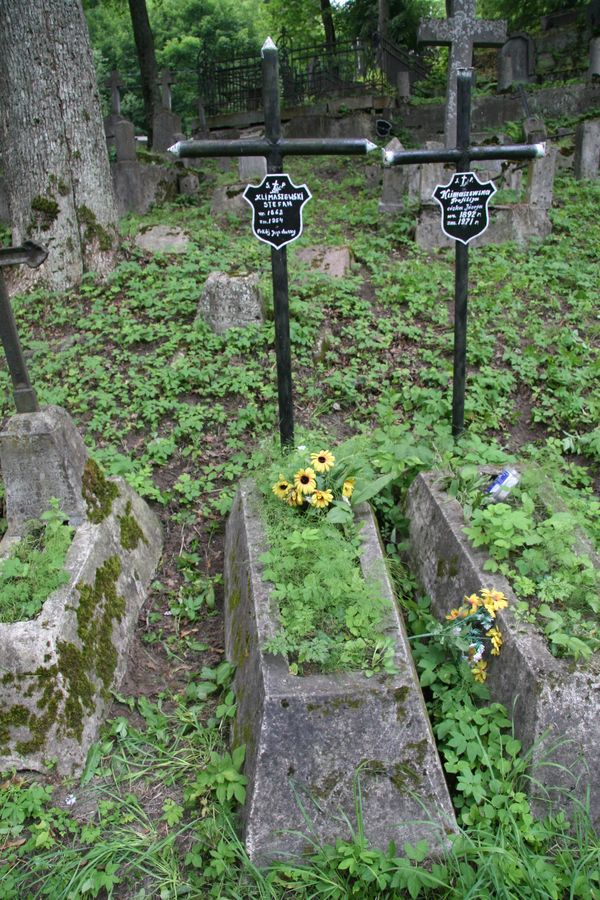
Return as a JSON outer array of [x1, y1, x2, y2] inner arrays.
[[418, 18, 455, 47], [383, 142, 545, 167], [169, 138, 378, 160]]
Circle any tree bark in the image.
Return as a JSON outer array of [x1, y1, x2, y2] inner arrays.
[[320, 0, 336, 52], [127, 0, 160, 147], [0, 0, 118, 291]]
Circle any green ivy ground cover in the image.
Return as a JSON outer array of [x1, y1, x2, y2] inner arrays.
[[0, 151, 598, 897]]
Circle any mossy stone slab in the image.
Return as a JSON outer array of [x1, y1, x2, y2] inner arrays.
[[224, 479, 456, 866]]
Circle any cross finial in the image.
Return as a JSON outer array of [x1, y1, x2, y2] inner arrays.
[[160, 69, 176, 110], [106, 70, 124, 116]]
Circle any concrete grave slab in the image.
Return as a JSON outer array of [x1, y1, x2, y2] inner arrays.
[[407, 472, 600, 827], [210, 183, 248, 218], [224, 480, 457, 865], [0, 407, 162, 775], [295, 246, 353, 278], [134, 224, 190, 254]]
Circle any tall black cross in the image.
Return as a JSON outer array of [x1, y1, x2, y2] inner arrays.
[[169, 38, 377, 446], [418, 0, 506, 146], [384, 68, 545, 438], [0, 241, 48, 413]]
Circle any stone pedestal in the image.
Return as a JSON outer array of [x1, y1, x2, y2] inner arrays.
[[224, 480, 457, 865], [0, 406, 88, 531], [588, 36, 600, 81]]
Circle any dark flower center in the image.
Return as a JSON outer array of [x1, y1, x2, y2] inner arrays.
[[300, 475, 309, 484]]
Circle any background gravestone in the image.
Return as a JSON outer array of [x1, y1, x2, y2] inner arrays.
[[497, 33, 536, 91], [574, 119, 600, 178], [238, 156, 267, 181], [196, 272, 265, 333], [153, 70, 182, 153]]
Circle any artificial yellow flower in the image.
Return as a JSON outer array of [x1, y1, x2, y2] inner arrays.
[[465, 593, 482, 613], [272, 475, 291, 500], [342, 478, 355, 499], [472, 660, 488, 683], [310, 450, 335, 473], [487, 626, 503, 655], [312, 489, 333, 508], [294, 467, 316, 494], [446, 608, 462, 621], [480, 588, 509, 614]]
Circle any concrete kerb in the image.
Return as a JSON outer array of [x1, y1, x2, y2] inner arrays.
[[224, 479, 457, 866], [407, 471, 600, 828]]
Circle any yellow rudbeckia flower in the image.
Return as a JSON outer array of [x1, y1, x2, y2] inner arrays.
[[294, 467, 316, 494], [310, 450, 335, 473], [272, 475, 291, 500], [472, 660, 488, 682], [312, 489, 333, 508], [342, 478, 355, 499]]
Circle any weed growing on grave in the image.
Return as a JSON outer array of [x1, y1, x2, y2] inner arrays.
[[0, 499, 73, 623], [257, 437, 396, 675]]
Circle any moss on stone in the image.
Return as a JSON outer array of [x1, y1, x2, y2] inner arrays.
[[82, 458, 118, 524], [77, 205, 114, 252], [118, 501, 147, 551]]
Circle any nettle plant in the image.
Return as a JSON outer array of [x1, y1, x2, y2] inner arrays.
[[257, 439, 395, 676]]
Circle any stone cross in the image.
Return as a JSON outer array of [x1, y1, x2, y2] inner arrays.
[[0, 241, 48, 412], [106, 70, 124, 116], [418, 0, 506, 145], [160, 69, 176, 111], [169, 38, 377, 447]]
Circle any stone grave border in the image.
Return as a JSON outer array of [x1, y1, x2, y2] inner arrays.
[[223, 479, 457, 866], [407, 471, 599, 828]]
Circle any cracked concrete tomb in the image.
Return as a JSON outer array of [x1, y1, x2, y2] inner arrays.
[[407, 471, 600, 828], [0, 406, 162, 774], [224, 479, 457, 866]]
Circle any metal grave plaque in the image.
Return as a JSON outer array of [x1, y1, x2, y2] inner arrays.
[[243, 174, 311, 249], [433, 171, 496, 244]]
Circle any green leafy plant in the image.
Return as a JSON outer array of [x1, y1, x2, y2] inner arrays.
[[0, 499, 73, 623]]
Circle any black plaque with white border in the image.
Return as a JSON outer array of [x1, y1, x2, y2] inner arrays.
[[433, 171, 496, 245], [243, 174, 311, 249]]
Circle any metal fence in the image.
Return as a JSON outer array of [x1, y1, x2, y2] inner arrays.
[[197, 37, 427, 117]]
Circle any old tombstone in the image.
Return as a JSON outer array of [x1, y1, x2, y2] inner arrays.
[[113, 119, 136, 162], [418, 0, 507, 145], [574, 119, 600, 179], [497, 33, 536, 91], [588, 36, 600, 80], [0, 246, 162, 774], [379, 138, 414, 214], [104, 70, 126, 148], [153, 69, 183, 153], [225, 481, 457, 864], [170, 37, 377, 447], [196, 272, 265, 333], [238, 156, 267, 181], [384, 68, 544, 437]]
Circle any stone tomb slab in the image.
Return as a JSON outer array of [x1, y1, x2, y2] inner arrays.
[[224, 480, 456, 865], [295, 246, 353, 278], [407, 472, 600, 828], [196, 272, 265, 334], [0, 477, 162, 775]]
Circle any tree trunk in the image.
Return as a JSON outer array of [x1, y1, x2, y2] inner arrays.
[[0, 0, 118, 291], [128, 0, 160, 148], [320, 0, 336, 52]]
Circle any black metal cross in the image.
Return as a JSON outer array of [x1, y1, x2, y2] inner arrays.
[[169, 37, 377, 447], [384, 68, 545, 438], [0, 240, 48, 413]]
